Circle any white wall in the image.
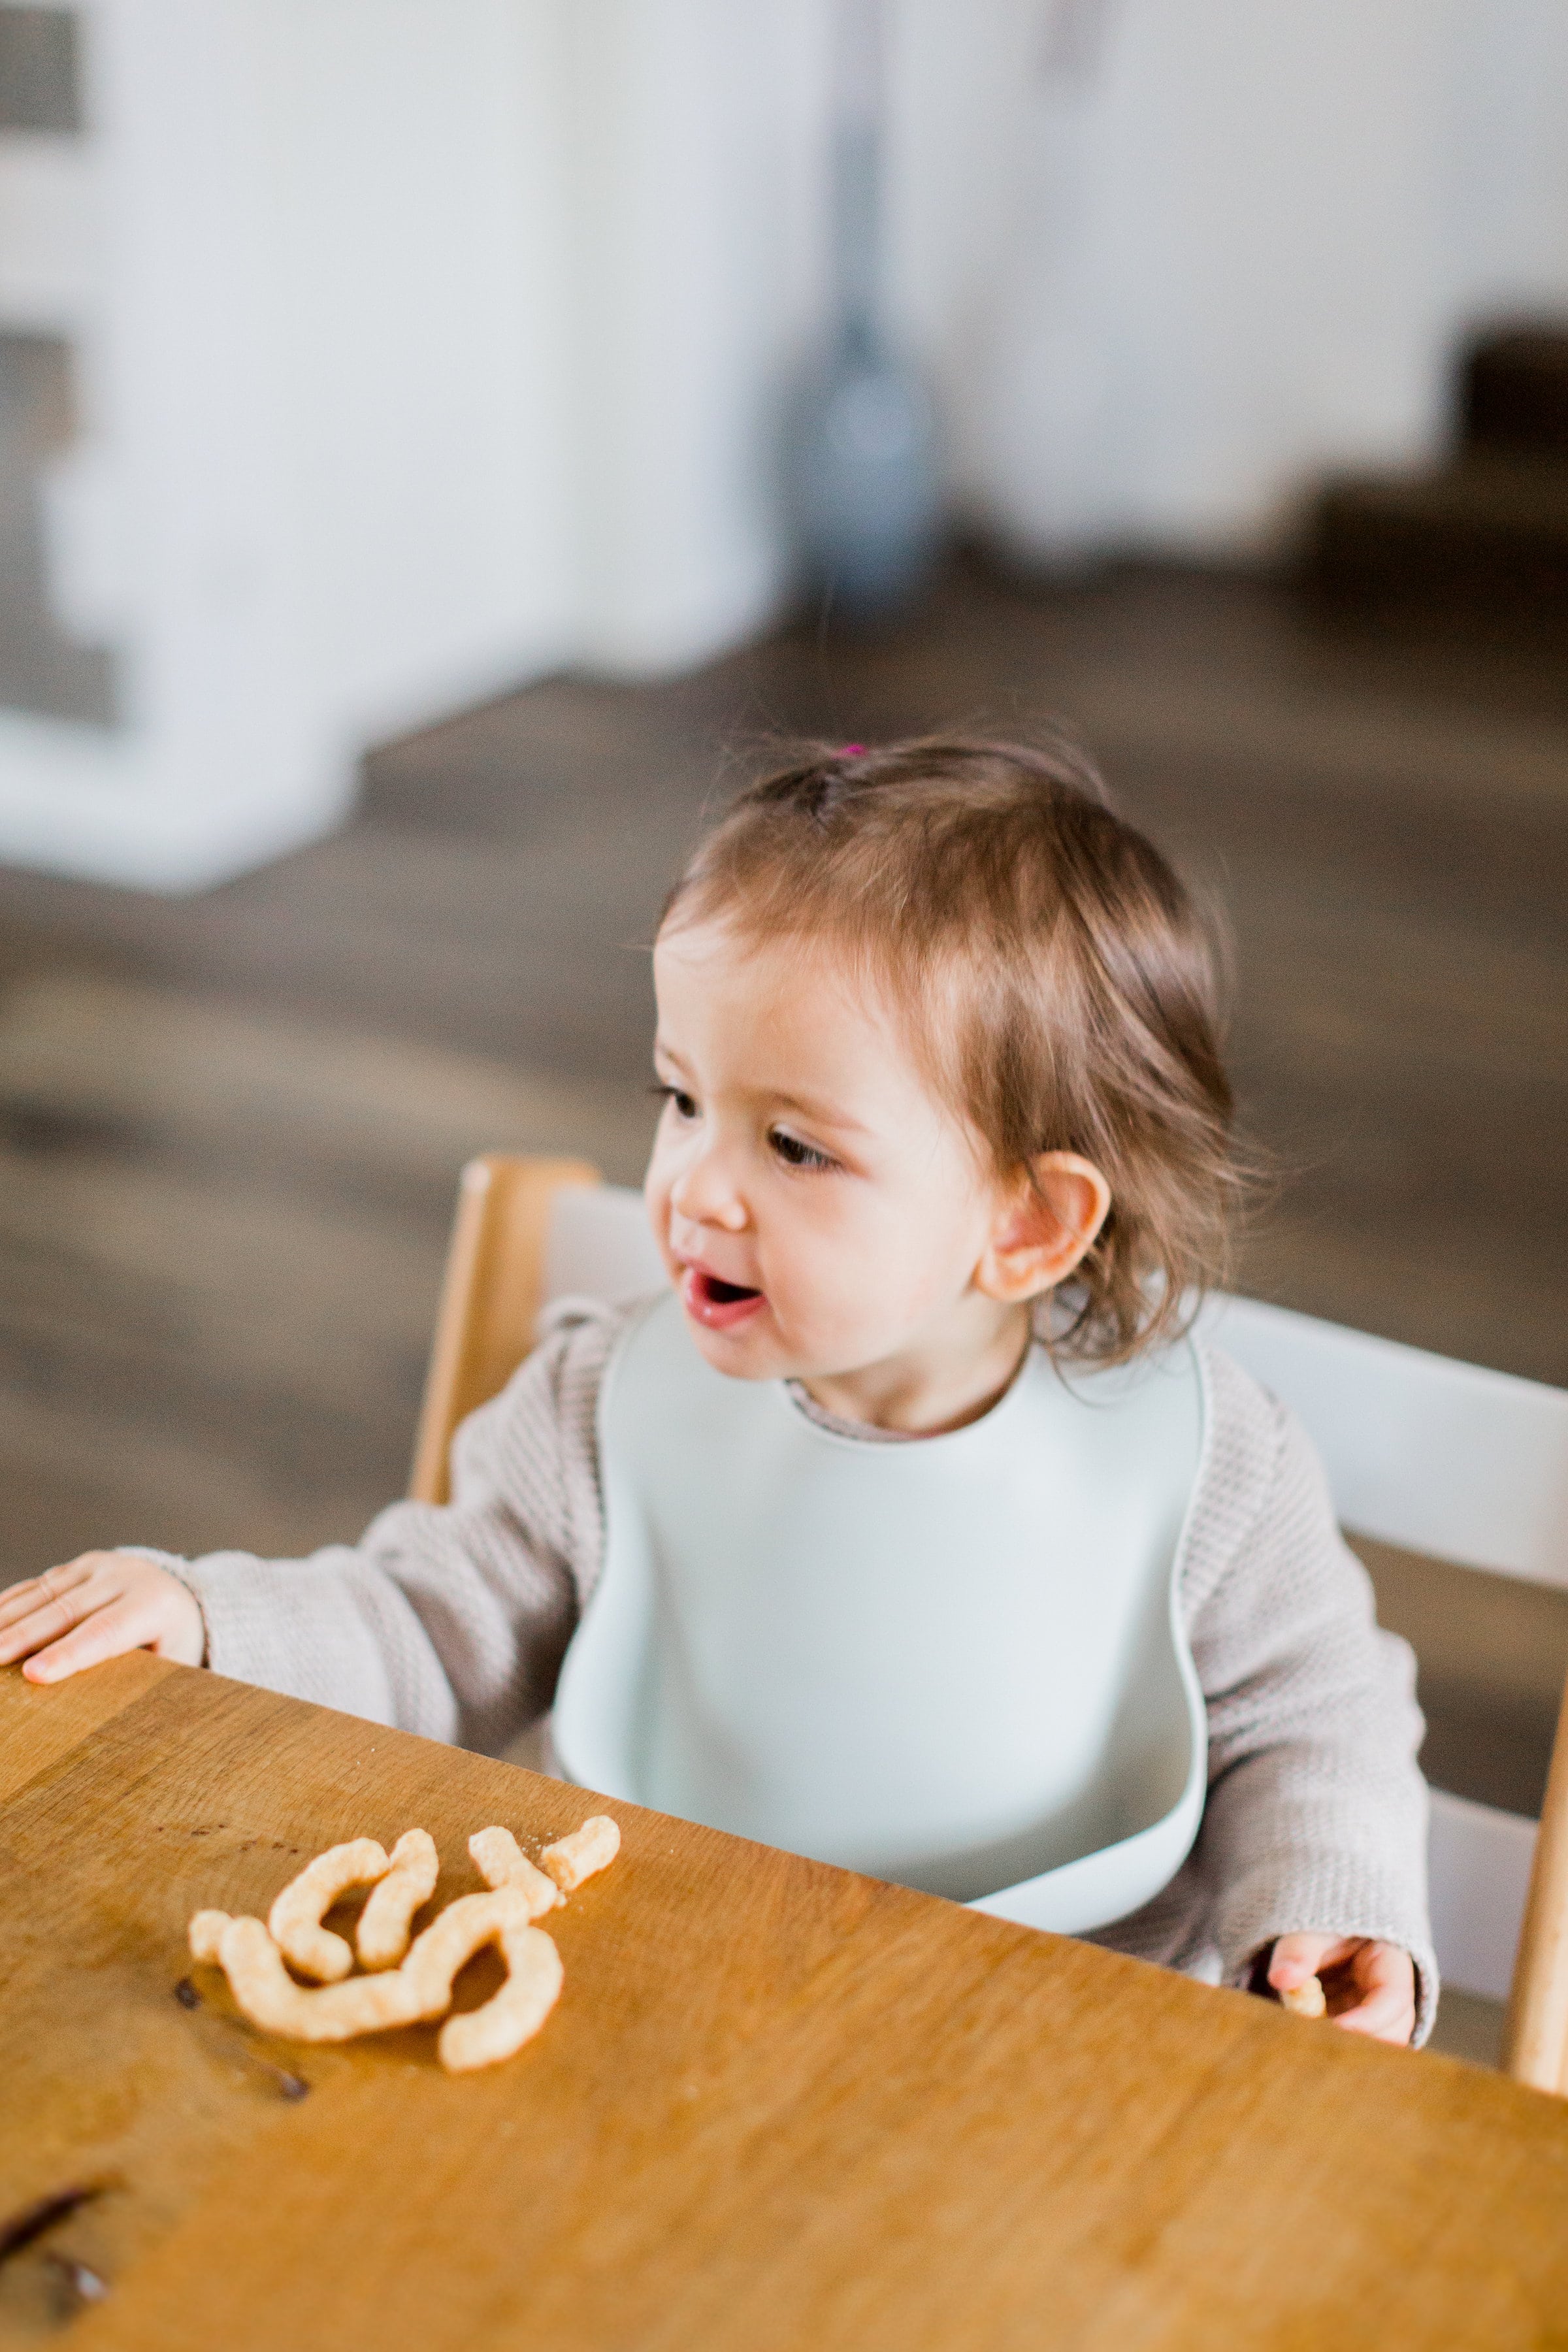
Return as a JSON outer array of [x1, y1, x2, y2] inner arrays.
[[552, 0, 1568, 597], [1441, 0, 1568, 329], [1, 0, 587, 889], [930, 0, 1568, 566], [930, 0, 1568, 564], [558, 1, 804, 672], [0, 0, 835, 885], [3, 0, 1567, 890]]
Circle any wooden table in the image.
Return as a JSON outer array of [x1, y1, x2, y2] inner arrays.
[[5, 1659, 1568, 2350]]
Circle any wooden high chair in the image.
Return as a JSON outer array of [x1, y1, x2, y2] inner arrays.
[[410, 1151, 1568, 2096]]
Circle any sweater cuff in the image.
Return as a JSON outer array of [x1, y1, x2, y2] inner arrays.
[[120, 1546, 335, 1703]]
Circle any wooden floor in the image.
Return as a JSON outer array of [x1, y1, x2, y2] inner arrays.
[[0, 557, 1563, 1959]]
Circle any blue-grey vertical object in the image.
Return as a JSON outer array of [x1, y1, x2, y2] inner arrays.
[[785, 0, 941, 622]]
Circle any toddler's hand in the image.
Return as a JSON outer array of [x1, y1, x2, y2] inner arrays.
[[1267, 1931, 1416, 2046], [0, 1552, 203, 1682]]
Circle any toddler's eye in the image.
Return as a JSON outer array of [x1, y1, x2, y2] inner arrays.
[[770, 1128, 834, 1171], [651, 1083, 698, 1121]]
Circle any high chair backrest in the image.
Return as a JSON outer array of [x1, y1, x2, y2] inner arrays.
[[411, 1157, 1568, 2091], [1192, 1296, 1568, 1589], [408, 1155, 604, 1505], [409, 1160, 664, 1504]]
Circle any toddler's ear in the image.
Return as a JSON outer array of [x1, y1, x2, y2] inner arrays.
[[975, 1152, 1111, 1304]]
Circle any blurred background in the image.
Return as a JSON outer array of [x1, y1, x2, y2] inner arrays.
[[1, 0, 1566, 2038]]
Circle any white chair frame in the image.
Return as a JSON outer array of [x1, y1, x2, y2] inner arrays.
[[1196, 1292, 1568, 2089]]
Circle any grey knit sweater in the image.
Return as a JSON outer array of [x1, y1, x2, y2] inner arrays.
[[152, 1300, 1436, 2039]]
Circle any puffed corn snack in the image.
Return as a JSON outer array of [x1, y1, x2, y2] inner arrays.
[[188, 1814, 620, 2073]]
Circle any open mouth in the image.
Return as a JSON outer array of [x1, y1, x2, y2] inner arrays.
[[703, 1274, 757, 1305], [681, 1266, 765, 1329]]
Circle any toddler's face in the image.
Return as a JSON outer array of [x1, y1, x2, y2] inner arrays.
[[645, 919, 1016, 1397]]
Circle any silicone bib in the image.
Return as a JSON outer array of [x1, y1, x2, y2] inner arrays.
[[553, 1294, 1209, 1934]]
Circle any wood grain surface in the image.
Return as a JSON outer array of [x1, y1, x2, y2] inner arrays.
[[5, 1658, 1568, 2351]]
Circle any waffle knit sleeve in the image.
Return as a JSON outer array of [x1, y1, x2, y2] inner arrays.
[[1184, 1346, 1437, 2041], [137, 1303, 623, 1754]]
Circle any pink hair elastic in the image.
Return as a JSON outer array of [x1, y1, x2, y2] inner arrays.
[[838, 743, 866, 756]]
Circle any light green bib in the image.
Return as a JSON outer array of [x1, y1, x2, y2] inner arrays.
[[553, 1292, 1208, 1933]]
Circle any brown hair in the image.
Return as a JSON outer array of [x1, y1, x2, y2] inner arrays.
[[661, 734, 1246, 1364]]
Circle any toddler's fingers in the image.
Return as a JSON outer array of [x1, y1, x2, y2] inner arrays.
[[1331, 1989, 1414, 2044], [1267, 1931, 1336, 1992], [1328, 1946, 1416, 2045], [0, 1557, 99, 1633], [0, 1578, 99, 1664], [0, 1590, 56, 1656], [0, 1576, 50, 1631], [18, 1590, 196, 1684], [20, 1592, 173, 1683]]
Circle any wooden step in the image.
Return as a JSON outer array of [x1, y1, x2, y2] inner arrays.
[[1311, 451, 1568, 608], [1463, 326, 1568, 456]]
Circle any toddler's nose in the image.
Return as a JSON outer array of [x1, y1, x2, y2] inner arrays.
[[670, 1148, 749, 1232]]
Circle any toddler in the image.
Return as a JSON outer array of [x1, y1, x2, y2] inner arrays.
[[0, 738, 1433, 2043]]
